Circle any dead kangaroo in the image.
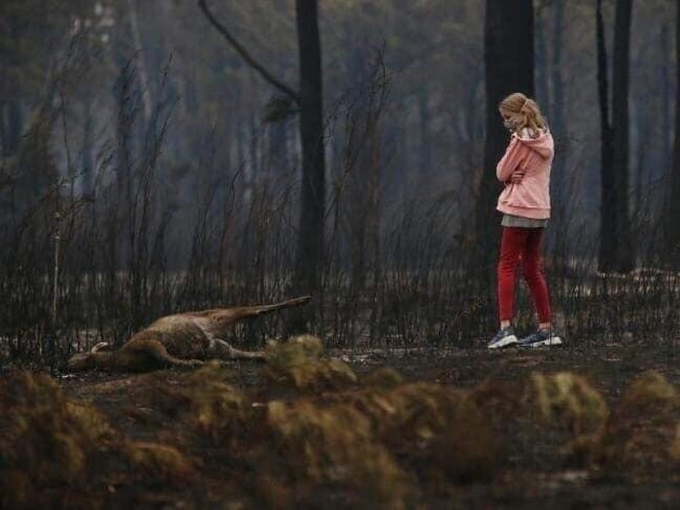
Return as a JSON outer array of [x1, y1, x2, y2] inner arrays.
[[67, 296, 311, 372]]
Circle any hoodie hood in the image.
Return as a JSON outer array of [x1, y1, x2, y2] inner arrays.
[[516, 130, 554, 160]]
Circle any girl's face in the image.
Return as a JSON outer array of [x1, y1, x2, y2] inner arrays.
[[500, 109, 516, 132]]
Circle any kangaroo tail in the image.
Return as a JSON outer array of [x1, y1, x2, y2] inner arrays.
[[206, 295, 312, 323], [248, 295, 312, 316]]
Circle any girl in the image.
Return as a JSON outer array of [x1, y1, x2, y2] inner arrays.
[[487, 92, 562, 349]]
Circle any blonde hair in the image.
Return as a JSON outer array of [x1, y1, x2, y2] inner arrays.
[[499, 92, 548, 138]]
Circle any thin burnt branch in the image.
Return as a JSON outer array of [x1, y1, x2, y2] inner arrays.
[[197, 0, 300, 103]]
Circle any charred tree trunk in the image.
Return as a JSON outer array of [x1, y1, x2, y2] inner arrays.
[[667, 0, 680, 263], [597, 0, 616, 271], [611, 0, 634, 271], [550, 0, 565, 140], [1, 11, 24, 157], [598, 0, 635, 272], [293, 0, 326, 295], [661, 23, 672, 177], [474, 0, 534, 278], [546, 0, 567, 262], [535, 9, 549, 113]]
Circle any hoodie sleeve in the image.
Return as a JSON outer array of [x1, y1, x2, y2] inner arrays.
[[496, 135, 524, 182]]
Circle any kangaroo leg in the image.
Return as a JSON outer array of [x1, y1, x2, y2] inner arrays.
[[165, 355, 206, 370], [208, 338, 265, 361], [141, 340, 206, 371], [179, 297, 311, 360]]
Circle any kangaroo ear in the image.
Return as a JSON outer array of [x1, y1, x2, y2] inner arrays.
[[91, 341, 110, 353]]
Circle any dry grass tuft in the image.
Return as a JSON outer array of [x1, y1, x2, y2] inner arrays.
[[583, 371, 680, 478], [0, 371, 115, 508], [251, 399, 413, 509], [529, 372, 608, 435], [268, 334, 326, 360], [0, 371, 202, 509], [157, 362, 251, 445], [470, 378, 525, 420], [618, 371, 677, 413], [124, 441, 195, 485], [16, 360, 680, 505], [156, 360, 497, 506], [263, 335, 358, 394], [323, 381, 498, 484], [362, 366, 404, 390]]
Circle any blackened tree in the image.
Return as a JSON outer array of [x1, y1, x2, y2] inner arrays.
[[597, 0, 635, 272], [666, 0, 680, 264], [294, 0, 325, 294], [474, 0, 534, 275]]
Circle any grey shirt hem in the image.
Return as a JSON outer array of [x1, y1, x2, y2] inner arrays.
[[501, 214, 548, 228]]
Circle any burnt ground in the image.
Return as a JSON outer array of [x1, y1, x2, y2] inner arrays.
[[54, 338, 680, 509]]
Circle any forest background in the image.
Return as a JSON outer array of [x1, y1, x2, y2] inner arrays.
[[1, 0, 677, 366]]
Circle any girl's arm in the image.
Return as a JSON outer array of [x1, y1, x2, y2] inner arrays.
[[496, 136, 525, 182]]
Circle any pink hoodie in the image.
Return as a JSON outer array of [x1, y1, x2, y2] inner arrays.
[[496, 130, 554, 220]]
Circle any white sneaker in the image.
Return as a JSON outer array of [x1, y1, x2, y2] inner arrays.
[[487, 327, 518, 349], [518, 328, 562, 348]]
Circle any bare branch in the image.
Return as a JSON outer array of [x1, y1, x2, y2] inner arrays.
[[198, 0, 300, 103]]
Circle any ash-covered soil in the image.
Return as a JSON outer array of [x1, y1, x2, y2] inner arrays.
[[5, 337, 680, 509]]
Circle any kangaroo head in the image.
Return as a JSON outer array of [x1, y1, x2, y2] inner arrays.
[[67, 352, 97, 371], [67, 342, 111, 371]]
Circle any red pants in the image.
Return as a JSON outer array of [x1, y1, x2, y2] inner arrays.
[[497, 227, 551, 323]]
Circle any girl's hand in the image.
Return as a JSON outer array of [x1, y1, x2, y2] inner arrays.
[[510, 169, 525, 184]]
